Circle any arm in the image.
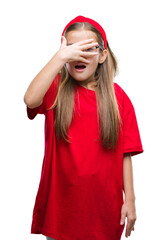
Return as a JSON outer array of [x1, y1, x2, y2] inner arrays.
[[120, 152, 137, 238], [123, 152, 135, 202], [24, 52, 65, 109], [23, 37, 98, 109]]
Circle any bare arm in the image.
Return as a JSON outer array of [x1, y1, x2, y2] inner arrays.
[[23, 52, 65, 109], [120, 153, 136, 238], [23, 37, 98, 109], [123, 152, 135, 202]]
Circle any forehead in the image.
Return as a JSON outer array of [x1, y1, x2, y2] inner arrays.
[[65, 30, 98, 44]]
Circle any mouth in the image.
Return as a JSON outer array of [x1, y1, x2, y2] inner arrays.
[[74, 63, 86, 72]]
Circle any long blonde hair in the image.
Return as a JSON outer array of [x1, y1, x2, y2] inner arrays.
[[49, 22, 122, 149]]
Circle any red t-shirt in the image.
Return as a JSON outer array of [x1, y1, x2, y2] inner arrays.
[[27, 74, 143, 240]]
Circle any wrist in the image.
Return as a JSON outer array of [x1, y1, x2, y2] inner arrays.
[[124, 195, 136, 203], [52, 50, 66, 69], [56, 49, 68, 65]]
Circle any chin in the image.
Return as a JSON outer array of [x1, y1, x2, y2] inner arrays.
[[70, 73, 95, 83]]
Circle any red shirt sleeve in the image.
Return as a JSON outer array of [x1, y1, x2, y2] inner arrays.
[[26, 74, 60, 120], [122, 90, 144, 156]]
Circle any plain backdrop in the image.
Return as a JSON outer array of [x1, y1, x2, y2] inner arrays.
[[0, 0, 167, 239]]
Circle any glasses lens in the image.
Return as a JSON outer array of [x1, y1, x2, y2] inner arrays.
[[86, 47, 97, 52], [85, 46, 103, 52]]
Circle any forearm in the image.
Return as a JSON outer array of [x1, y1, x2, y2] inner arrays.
[[123, 153, 135, 202], [24, 51, 65, 108]]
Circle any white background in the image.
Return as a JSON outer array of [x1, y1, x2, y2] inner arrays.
[[0, 0, 167, 239]]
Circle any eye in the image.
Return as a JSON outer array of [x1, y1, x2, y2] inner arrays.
[[85, 46, 101, 52], [86, 48, 94, 52], [85, 47, 97, 52]]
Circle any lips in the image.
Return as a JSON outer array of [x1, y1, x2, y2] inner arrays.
[[74, 62, 87, 72], [75, 65, 86, 69], [75, 63, 86, 70]]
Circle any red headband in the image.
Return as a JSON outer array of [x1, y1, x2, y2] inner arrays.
[[61, 15, 107, 49]]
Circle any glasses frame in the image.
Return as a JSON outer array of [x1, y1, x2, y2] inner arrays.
[[96, 45, 104, 51], [67, 43, 104, 51], [85, 45, 104, 52]]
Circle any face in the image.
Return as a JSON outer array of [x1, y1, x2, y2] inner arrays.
[[65, 30, 106, 85]]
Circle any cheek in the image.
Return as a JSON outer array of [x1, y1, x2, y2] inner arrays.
[[90, 55, 100, 69], [91, 54, 99, 61], [65, 63, 72, 72], [92, 54, 100, 66]]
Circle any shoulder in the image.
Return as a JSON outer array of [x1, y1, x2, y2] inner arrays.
[[114, 82, 124, 97], [114, 82, 134, 114]]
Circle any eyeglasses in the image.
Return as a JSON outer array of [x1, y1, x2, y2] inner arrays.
[[85, 45, 104, 52], [67, 43, 104, 52]]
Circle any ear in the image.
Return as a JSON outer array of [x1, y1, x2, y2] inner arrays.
[[98, 49, 107, 64]]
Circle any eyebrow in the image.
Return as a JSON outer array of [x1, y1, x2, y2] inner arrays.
[[67, 43, 73, 46]]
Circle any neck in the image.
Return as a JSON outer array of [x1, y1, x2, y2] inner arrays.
[[77, 78, 97, 90]]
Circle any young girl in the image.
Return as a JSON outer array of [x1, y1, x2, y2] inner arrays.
[[24, 16, 143, 240]]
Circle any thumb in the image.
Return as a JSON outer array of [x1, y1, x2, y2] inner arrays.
[[120, 208, 126, 225], [60, 36, 67, 48]]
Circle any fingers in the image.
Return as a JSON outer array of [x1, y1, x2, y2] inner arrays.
[[62, 37, 98, 50], [76, 38, 97, 46], [80, 41, 99, 51], [77, 57, 91, 64], [77, 42, 99, 60], [81, 51, 98, 58], [120, 204, 136, 237], [60, 36, 68, 49], [59, 37, 99, 63], [125, 217, 136, 237], [62, 37, 96, 48], [120, 206, 126, 225]]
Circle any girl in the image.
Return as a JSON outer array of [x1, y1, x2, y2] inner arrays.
[[24, 16, 143, 240]]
